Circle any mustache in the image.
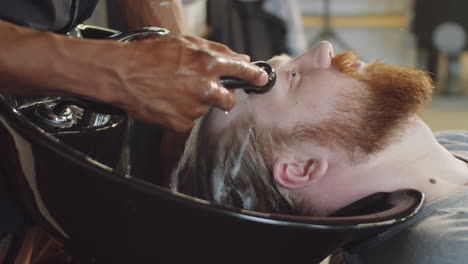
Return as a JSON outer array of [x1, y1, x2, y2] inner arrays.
[[332, 51, 362, 75]]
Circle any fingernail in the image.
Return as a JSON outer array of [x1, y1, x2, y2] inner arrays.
[[258, 70, 269, 85]]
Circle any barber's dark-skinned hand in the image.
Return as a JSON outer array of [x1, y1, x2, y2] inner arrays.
[[0, 20, 267, 132], [106, 35, 268, 132]]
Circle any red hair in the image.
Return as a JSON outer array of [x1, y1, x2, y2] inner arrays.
[[304, 51, 436, 156], [173, 51, 435, 216]]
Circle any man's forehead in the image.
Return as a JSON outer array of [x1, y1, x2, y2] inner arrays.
[[267, 54, 293, 69]]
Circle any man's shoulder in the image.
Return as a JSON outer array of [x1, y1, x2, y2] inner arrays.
[[344, 198, 468, 264], [435, 130, 468, 161], [435, 130, 468, 141]]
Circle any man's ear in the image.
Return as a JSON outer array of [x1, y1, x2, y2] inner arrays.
[[273, 158, 328, 189]]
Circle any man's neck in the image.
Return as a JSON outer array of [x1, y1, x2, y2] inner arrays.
[[308, 116, 468, 215]]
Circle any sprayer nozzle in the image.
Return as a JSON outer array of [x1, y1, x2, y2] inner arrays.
[[220, 61, 276, 94]]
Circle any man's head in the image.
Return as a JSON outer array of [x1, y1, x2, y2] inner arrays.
[[172, 41, 434, 216]]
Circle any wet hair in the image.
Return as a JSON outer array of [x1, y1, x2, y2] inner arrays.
[[172, 109, 299, 214], [172, 52, 434, 216]]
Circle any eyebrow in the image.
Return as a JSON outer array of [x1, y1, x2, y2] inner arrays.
[[267, 54, 293, 68]]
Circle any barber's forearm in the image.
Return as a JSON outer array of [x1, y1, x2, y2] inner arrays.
[[115, 0, 186, 34], [0, 20, 121, 101]]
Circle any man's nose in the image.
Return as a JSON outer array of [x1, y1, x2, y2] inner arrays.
[[301, 41, 334, 70]]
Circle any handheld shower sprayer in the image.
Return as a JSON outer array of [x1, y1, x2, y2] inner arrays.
[[52, 63, 276, 117], [220, 61, 276, 94]]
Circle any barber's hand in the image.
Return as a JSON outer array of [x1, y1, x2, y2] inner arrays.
[[108, 35, 268, 132]]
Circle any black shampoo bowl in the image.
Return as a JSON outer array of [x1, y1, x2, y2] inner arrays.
[[0, 94, 423, 264], [0, 26, 424, 264]]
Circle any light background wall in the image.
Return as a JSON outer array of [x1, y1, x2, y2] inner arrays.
[[297, 0, 468, 132], [298, 0, 416, 67]]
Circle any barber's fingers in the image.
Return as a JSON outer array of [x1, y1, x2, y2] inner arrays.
[[185, 104, 210, 119], [201, 80, 236, 110], [165, 115, 196, 133], [188, 78, 236, 111], [184, 35, 251, 62], [209, 57, 269, 87], [139, 101, 206, 132], [159, 101, 211, 132]]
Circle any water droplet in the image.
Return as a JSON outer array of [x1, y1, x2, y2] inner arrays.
[[225, 111, 229, 115]]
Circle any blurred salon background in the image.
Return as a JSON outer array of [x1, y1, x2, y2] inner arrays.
[[87, 0, 468, 132]]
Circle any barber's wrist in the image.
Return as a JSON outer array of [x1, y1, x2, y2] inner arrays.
[[50, 38, 129, 103]]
